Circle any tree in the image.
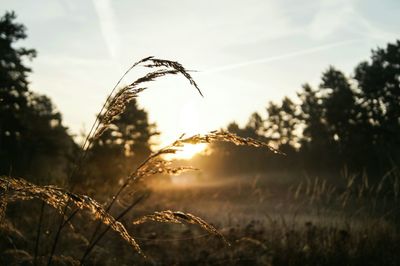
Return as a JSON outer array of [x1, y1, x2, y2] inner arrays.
[[21, 93, 74, 183], [290, 42, 400, 176], [298, 84, 330, 149], [320, 67, 356, 151], [0, 11, 36, 103], [296, 70, 359, 172], [0, 11, 74, 183], [0, 11, 36, 175], [83, 99, 158, 189], [264, 97, 299, 149], [354, 40, 400, 174], [317, 66, 361, 171]]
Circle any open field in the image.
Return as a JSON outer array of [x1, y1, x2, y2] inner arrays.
[[2, 172, 399, 265], [1, 10, 399, 265]]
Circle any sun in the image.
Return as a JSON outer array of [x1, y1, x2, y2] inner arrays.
[[163, 101, 207, 160], [162, 143, 207, 160], [173, 143, 207, 160]]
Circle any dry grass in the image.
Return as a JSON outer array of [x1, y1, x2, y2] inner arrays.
[[0, 176, 143, 255], [91, 57, 202, 144], [2, 56, 398, 265], [132, 210, 228, 245], [0, 57, 280, 265]]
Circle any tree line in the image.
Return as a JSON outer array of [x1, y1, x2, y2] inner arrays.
[[196, 40, 400, 181], [1, 11, 399, 188], [0, 12, 155, 191]]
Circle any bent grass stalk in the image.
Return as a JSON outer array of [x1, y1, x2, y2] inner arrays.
[[0, 177, 143, 254], [47, 57, 203, 264], [47, 57, 155, 265], [132, 210, 229, 245], [80, 130, 281, 263], [0, 57, 282, 264], [79, 193, 149, 263]]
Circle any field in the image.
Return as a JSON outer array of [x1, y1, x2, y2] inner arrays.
[[1, 6, 400, 266], [2, 170, 399, 265]]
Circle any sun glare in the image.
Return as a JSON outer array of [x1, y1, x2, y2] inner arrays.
[[165, 143, 207, 160], [170, 143, 207, 160], [161, 100, 208, 160]]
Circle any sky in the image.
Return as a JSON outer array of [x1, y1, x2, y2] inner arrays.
[[1, 0, 399, 146]]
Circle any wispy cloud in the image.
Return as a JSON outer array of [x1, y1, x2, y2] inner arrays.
[[92, 0, 120, 59], [308, 0, 356, 40], [203, 39, 362, 74], [307, 0, 397, 42], [351, 12, 398, 41]]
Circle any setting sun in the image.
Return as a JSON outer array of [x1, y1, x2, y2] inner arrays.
[[177, 143, 207, 159], [161, 99, 208, 160], [166, 143, 207, 160], [1, 2, 398, 264]]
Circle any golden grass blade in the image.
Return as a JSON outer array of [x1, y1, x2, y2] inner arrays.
[[132, 210, 229, 245], [152, 130, 285, 158], [127, 69, 179, 89], [91, 57, 204, 141], [144, 58, 203, 97], [0, 176, 144, 256], [120, 130, 283, 189], [80, 56, 154, 152], [177, 131, 284, 155], [137, 159, 198, 178], [0, 185, 7, 223]]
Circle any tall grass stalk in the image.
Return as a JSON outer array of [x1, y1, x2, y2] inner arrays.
[[47, 56, 203, 264], [0, 57, 282, 264]]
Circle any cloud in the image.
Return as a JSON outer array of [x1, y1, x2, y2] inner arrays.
[[307, 0, 397, 42], [308, 0, 356, 40], [203, 39, 362, 74], [92, 0, 120, 59], [350, 12, 398, 41]]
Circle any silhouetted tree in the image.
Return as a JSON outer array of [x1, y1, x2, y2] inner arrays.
[[205, 40, 400, 178], [83, 99, 157, 189], [245, 112, 264, 138], [0, 11, 74, 183], [21, 93, 74, 183], [264, 97, 299, 150], [297, 83, 332, 171], [0, 11, 36, 175], [354, 41, 400, 174], [320, 67, 356, 152]]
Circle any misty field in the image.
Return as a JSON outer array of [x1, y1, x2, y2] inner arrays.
[[1, 49, 400, 265], [2, 170, 399, 265], [2, 10, 400, 266]]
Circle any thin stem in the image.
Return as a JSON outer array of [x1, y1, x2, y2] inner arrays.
[[70, 61, 142, 187], [48, 57, 202, 264], [47, 61, 147, 265], [79, 193, 148, 264], [81, 153, 156, 259], [47, 212, 65, 266], [34, 201, 45, 266]]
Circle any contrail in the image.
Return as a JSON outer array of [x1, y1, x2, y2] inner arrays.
[[203, 39, 362, 74], [92, 0, 120, 59]]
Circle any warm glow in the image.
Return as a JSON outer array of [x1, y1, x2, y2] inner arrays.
[[170, 143, 207, 160], [160, 100, 208, 160]]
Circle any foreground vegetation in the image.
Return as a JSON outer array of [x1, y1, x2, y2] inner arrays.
[[1, 11, 400, 266], [0, 10, 281, 265], [2, 170, 399, 265]]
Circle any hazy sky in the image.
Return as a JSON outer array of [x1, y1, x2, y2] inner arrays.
[[2, 0, 399, 146]]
